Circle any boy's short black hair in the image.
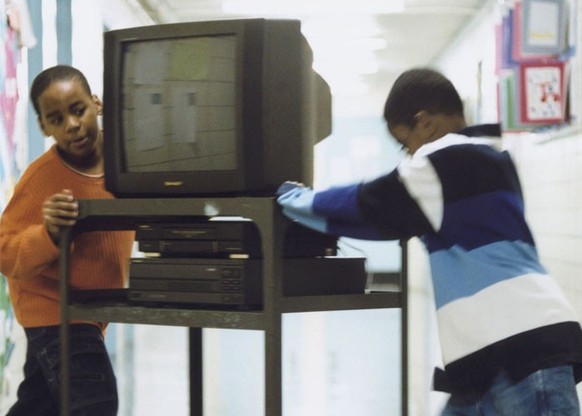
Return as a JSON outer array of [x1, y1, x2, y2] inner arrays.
[[383, 67, 464, 128], [30, 65, 92, 116]]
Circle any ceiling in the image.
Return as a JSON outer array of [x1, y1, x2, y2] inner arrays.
[[102, 0, 488, 114]]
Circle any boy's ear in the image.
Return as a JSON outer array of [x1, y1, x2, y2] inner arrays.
[[413, 110, 430, 125], [92, 94, 103, 115], [414, 110, 440, 140], [413, 110, 433, 131]]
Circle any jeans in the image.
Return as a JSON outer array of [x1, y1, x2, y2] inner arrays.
[[441, 365, 580, 416], [6, 324, 118, 416]]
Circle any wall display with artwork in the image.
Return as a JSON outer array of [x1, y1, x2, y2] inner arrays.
[[496, 0, 575, 132], [0, 0, 36, 399]]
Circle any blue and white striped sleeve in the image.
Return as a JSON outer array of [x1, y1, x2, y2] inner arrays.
[[276, 183, 387, 240], [355, 158, 440, 237]]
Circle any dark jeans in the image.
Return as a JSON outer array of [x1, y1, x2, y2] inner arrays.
[[441, 365, 580, 416], [6, 324, 118, 416]]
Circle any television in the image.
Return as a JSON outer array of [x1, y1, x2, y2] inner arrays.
[[102, 18, 332, 197]]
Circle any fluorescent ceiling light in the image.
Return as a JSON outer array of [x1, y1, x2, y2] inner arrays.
[[347, 37, 387, 51], [303, 16, 383, 76], [222, 0, 404, 16], [301, 15, 382, 38], [326, 73, 369, 97]]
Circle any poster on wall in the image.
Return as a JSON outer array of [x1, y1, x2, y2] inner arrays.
[[519, 61, 567, 124], [520, 0, 567, 56], [512, 0, 568, 62]]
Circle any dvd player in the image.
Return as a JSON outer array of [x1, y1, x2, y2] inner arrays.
[[128, 257, 367, 307]]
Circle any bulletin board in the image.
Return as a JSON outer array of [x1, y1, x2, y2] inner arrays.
[[496, 0, 575, 132]]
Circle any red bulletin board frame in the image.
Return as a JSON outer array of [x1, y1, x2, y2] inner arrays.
[[519, 60, 567, 124]]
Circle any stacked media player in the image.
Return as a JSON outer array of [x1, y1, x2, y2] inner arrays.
[[128, 219, 368, 308]]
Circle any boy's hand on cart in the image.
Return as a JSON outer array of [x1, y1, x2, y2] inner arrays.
[[276, 181, 305, 196], [43, 189, 79, 244]]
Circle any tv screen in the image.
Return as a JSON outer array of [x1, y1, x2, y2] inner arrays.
[[103, 18, 331, 197]]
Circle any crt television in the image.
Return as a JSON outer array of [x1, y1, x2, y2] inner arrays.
[[103, 18, 332, 197]]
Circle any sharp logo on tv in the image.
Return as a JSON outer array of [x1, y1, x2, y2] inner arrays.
[[164, 181, 184, 187]]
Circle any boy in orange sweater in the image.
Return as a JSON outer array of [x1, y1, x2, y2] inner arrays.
[[0, 65, 134, 415]]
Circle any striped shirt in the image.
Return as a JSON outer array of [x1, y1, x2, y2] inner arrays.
[[277, 124, 582, 394]]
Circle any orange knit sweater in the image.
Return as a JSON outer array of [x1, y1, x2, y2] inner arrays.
[[0, 145, 135, 328]]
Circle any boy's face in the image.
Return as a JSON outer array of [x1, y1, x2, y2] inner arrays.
[[389, 111, 461, 155], [37, 79, 102, 163], [389, 123, 423, 155]]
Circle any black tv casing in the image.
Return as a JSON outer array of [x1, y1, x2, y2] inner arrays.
[[103, 18, 332, 198]]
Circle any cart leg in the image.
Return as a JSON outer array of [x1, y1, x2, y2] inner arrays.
[[190, 327, 203, 416]]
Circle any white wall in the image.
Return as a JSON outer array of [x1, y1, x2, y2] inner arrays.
[[506, 129, 582, 321], [433, 0, 500, 125]]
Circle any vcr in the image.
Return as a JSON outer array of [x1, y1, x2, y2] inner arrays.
[[134, 220, 338, 258]]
